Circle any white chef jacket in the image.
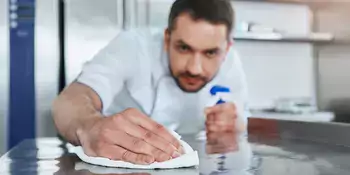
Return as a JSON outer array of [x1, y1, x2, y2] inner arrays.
[[77, 29, 250, 134]]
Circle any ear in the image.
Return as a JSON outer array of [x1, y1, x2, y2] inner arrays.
[[226, 39, 233, 52], [164, 28, 171, 51], [222, 39, 233, 62]]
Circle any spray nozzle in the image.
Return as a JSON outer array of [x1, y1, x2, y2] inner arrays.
[[210, 85, 231, 105], [210, 85, 230, 96]]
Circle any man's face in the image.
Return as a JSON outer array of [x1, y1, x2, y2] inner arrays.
[[165, 13, 231, 93]]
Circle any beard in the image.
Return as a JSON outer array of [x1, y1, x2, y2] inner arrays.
[[169, 62, 219, 93], [172, 71, 209, 93]]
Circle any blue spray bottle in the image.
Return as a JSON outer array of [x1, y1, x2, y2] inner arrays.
[[208, 85, 231, 174]]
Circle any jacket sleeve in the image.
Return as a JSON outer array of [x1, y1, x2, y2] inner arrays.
[[76, 30, 140, 114]]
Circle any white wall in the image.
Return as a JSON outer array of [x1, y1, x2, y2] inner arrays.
[[0, 0, 9, 155], [236, 42, 314, 109], [232, 2, 314, 109]]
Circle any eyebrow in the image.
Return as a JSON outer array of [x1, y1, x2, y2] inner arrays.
[[176, 39, 221, 52]]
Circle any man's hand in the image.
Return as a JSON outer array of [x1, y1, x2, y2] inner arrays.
[[205, 103, 245, 132], [76, 108, 184, 165]]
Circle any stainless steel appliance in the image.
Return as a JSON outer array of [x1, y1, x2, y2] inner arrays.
[[0, 0, 9, 155]]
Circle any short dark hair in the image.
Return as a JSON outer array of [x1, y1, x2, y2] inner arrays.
[[168, 0, 234, 37]]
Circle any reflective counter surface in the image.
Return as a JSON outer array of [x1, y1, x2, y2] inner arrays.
[[1, 118, 350, 175]]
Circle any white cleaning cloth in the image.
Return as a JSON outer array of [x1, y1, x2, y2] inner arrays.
[[71, 131, 199, 169]]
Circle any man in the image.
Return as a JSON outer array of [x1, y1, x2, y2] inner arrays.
[[52, 0, 249, 165]]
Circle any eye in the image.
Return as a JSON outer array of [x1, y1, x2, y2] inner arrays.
[[178, 45, 190, 52], [206, 50, 218, 57]]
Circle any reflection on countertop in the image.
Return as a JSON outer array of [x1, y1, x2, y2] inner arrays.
[[1, 118, 350, 175]]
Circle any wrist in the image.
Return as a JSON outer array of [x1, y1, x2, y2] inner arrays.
[[75, 113, 103, 146]]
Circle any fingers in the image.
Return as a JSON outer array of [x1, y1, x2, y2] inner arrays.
[[206, 121, 235, 132], [96, 144, 154, 165], [205, 113, 235, 132], [205, 103, 237, 132], [205, 110, 236, 132], [125, 109, 182, 152], [101, 129, 172, 162], [206, 113, 215, 122], [112, 113, 181, 160], [205, 103, 236, 115], [205, 103, 236, 121], [206, 115, 235, 125]]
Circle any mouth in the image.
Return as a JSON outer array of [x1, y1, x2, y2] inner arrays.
[[181, 76, 203, 85], [176, 75, 207, 92]]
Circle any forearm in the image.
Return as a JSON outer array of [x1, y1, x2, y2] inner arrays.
[[52, 82, 103, 145]]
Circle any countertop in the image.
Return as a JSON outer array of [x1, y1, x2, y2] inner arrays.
[[250, 111, 335, 122], [1, 118, 350, 175]]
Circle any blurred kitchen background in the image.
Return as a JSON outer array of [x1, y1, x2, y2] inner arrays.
[[0, 0, 349, 155]]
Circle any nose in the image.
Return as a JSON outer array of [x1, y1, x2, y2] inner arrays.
[[186, 53, 203, 75]]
